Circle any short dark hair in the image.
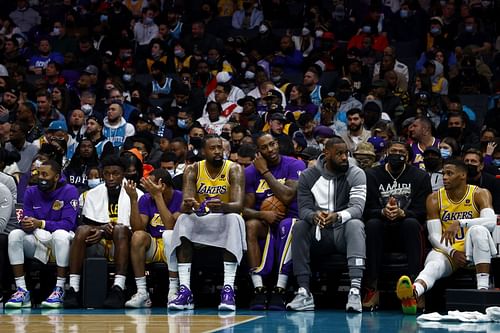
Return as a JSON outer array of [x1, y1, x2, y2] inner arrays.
[[202, 134, 222, 147], [161, 151, 178, 163], [238, 144, 257, 159], [101, 155, 125, 170], [41, 159, 62, 175], [170, 137, 187, 147], [346, 108, 363, 118], [150, 168, 173, 187], [232, 125, 247, 136], [463, 148, 483, 163], [325, 136, 346, 149], [388, 137, 413, 160], [443, 158, 468, 173]]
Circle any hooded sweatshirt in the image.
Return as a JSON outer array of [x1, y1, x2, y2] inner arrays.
[[103, 117, 135, 148], [298, 155, 367, 225]]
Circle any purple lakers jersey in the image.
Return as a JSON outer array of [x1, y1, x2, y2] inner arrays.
[[138, 190, 183, 238]]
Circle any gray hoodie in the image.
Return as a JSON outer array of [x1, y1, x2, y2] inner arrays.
[[297, 154, 367, 225]]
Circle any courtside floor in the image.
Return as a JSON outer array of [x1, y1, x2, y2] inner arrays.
[[2, 308, 499, 332]]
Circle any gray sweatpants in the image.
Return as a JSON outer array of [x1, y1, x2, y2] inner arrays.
[[291, 219, 366, 289]]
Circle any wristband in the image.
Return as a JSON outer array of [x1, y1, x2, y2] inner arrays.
[[40, 220, 46, 229], [262, 169, 271, 176]]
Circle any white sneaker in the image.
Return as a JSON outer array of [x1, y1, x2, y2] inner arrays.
[[168, 287, 178, 303], [286, 287, 314, 311], [125, 291, 152, 308], [346, 288, 362, 313]]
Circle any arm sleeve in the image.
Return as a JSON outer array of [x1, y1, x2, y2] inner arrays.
[[427, 218, 453, 255], [338, 167, 367, 222], [297, 169, 318, 225], [459, 208, 496, 232], [44, 186, 79, 232]]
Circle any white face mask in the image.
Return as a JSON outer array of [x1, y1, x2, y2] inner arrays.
[[302, 27, 310, 36], [244, 70, 255, 80], [87, 178, 102, 188], [315, 30, 324, 38], [259, 24, 268, 34], [52, 27, 61, 36]]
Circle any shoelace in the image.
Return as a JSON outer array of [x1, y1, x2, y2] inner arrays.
[[11, 290, 26, 300], [49, 289, 63, 299]]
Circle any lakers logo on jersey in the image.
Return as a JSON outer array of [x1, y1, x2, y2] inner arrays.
[[256, 178, 286, 194], [196, 160, 232, 203], [150, 213, 163, 228]]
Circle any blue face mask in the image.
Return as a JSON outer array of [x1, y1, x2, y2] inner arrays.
[[492, 159, 500, 167], [465, 25, 474, 33], [400, 9, 409, 18], [440, 148, 451, 159], [430, 27, 441, 35], [177, 118, 188, 129], [87, 178, 102, 189]]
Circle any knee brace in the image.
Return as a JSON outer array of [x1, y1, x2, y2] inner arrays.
[[469, 225, 494, 265]]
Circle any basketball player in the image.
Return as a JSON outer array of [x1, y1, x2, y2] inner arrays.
[[287, 137, 367, 312], [64, 156, 143, 309], [167, 135, 246, 311], [244, 133, 306, 310], [397, 159, 497, 315], [5, 160, 79, 309], [125, 169, 183, 308]]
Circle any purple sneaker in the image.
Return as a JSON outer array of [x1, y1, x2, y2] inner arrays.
[[167, 285, 194, 310], [218, 285, 236, 311]]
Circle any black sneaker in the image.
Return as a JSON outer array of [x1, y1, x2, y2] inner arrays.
[[103, 285, 126, 309], [63, 287, 80, 309], [268, 287, 286, 311], [249, 287, 267, 310]]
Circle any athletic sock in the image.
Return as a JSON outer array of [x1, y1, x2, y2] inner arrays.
[[178, 263, 191, 289], [135, 276, 147, 294], [414, 282, 425, 297], [113, 274, 126, 290], [15, 276, 27, 290], [223, 261, 237, 288], [477, 273, 489, 290], [276, 274, 288, 290], [69, 274, 80, 292], [169, 277, 179, 291], [250, 273, 263, 289], [350, 278, 362, 290], [56, 277, 66, 288]]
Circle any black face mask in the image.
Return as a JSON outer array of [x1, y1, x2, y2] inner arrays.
[[190, 136, 203, 149], [152, 73, 163, 82], [38, 178, 55, 192], [337, 91, 350, 102], [447, 127, 462, 138], [221, 132, 231, 141], [467, 164, 479, 178], [387, 153, 406, 173], [424, 157, 440, 173]]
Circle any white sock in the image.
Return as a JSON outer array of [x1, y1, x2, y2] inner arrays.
[[349, 287, 360, 295], [178, 263, 191, 289], [15, 276, 27, 290], [223, 261, 237, 288], [477, 273, 489, 290], [169, 277, 179, 291], [135, 276, 147, 293], [414, 282, 425, 297], [56, 277, 66, 288], [69, 274, 80, 292], [276, 274, 288, 289], [114, 274, 126, 290], [251, 273, 263, 289]]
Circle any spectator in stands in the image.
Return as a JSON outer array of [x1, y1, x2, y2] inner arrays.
[[232, 0, 263, 30], [363, 138, 432, 310], [463, 148, 500, 213], [237, 144, 257, 168], [134, 7, 159, 50], [318, 96, 347, 136], [455, 16, 492, 56], [5, 121, 38, 174], [353, 142, 377, 170], [244, 133, 305, 310], [36, 90, 66, 129], [169, 137, 188, 174], [422, 146, 444, 191], [337, 79, 363, 124], [409, 117, 440, 169], [272, 35, 304, 78], [64, 156, 144, 309], [167, 135, 246, 311], [125, 169, 183, 308], [29, 38, 64, 75], [5, 160, 78, 309], [207, 71, 245, 105], [50, 20, 77, 55], [103, 102, 135, 149], [445, 111, 479, 149], [198, 101, 227, 135], [9, 0, 41, 34], [63, 139, 99, 193], [291, 25, 315, 58], [285, 84, 318, 120], [302, 67, 327, 107], [288, 137, 367, 312], [182, 21, 222, 54], [340, 108, 371, 154]]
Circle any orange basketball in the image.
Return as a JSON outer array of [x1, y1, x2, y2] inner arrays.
[[260, 196, 287, 215]]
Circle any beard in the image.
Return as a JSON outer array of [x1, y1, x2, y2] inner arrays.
[[210, 158, 224, 168], [349, 123, 362, 132], [331, 159, 349, 173]]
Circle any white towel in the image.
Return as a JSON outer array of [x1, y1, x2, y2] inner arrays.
[[82, 181, 143, 226], [464, 226, 498, 262], [33, 229, 52, 264], [418, 309, 497, 323]]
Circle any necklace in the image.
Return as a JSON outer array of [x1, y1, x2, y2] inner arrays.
[[385, 164, 406, 187]]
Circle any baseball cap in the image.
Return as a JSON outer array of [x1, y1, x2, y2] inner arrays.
[[269, 112, 286, 122], [263, 89, 282, 100], [0, 113, 9, 124], [47, 120, 68, 132], [293, 132, 307, 150], [216, 71, 232, 83], [354, 142, 376, 157], [298, 146, 322, 160], [367, 136, 386, 153], [313, 125, 335, 138], [237, 95, 257, 106], [87, 113, 104, 126], [83, 65, 99, 75]]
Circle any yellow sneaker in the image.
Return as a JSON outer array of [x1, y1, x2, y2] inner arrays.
[[396, 275, 417, 315]]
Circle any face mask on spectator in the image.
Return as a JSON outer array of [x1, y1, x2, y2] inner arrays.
[[465, 25, 474, 33], [174, 49, 185, 58], [400, 9, 410, 18], [362, 26, 371, 34], [315, 30, 324, 38], [271, 75, 281, 83], [81, 104, 93, 115], [259, 24, 268, 34], [177, 118, 188, 129], [440, 148, 451, 159], [241, 61, 247, 69], [430, 27, 441, 35], [492, 159, 500, 167], [87, 178, 102, 189], [122, 73, 132, 82], [244, 71, 255, 80], [302, 27, 310, 36], [52, 28, 61, 36], [144, 17, 154, 25]]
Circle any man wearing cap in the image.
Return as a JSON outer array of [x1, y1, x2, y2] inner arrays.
[[206, 71, 245, 105], [422, 147, 444, 192], [103, 102, 135, 150], [0, 86, 19, 120], [83, 65, 99, 88], [5, 121, 39, 174], [340, 108, 371, 154], [353, 142, 377, 170], [85, 114, 114, 159], [409, 117, 440, 170], [336, 78, 363, 124]]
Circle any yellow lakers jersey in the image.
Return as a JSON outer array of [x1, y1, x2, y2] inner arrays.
[[195, 160, 232, 203], [438, 185, 480, 252]]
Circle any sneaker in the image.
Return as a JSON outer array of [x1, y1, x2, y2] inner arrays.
[[103, 285, 126, 309], [125, 291, 152, 308], [168, 285, 194, 310], [41, 287, 64, 309], [362, 288, 379, 311], [268, 287, 286, 311], [346, 288, 362, 313], [396, 275, 417, 315], [249, 287, 267, 310], [218, 285, 236, 311], [167, 287, 179, 303], [5, 288, 31, 309], [63, 287, 80, 308], [286, 287, 314, 311]]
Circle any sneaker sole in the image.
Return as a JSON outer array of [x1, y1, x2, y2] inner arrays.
[[346, 306, 362, 313], [41, 301, 63, 309], [168, 304, 195, 311], [396, 275, 417, 315], [125, 301, 152, 308], [218, 303, 236, 311], [5, 301, 31, 309], [249, 304, 267, 311], [286, 304, 315, 311]]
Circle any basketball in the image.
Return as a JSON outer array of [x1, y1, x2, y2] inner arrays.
[[260, 196, 287, 215]]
